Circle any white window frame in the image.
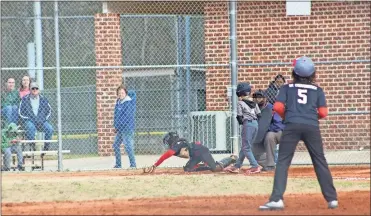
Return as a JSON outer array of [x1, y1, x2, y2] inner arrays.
[[286, 0, 311, 16]]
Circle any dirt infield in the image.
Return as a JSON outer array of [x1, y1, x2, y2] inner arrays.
[[255, 165, 371, 180], [3, 165, 370, 179], [2, 166, 370, 215], [3, 191, 370, 215]]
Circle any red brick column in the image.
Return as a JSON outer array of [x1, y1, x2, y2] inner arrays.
[[204, 2, 230, 111], [94, 13, 122, 156]]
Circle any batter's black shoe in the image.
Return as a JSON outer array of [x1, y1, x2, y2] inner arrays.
[[259, 199, 284, 211], [262, 166, 275, 172]]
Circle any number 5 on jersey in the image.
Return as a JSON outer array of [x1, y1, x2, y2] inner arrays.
[[297, 89, 307, 104]]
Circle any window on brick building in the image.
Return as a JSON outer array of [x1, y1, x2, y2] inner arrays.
[[120, 16, 205, 66], [286, 0, 311, 16], [122, 67, 206, 133]]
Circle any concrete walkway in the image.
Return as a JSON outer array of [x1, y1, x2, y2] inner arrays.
[[32, 150, 371, 172]]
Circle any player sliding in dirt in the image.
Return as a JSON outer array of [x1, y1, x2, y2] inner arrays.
[[143, 132, 238, 173]]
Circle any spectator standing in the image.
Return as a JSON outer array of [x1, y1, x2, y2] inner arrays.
[[113, 85, 137, 168]]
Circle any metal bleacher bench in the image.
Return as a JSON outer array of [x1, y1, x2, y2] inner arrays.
[[4, 149, 71, 171], [5, 139, 71, 171], [2, 130, 71, 171]]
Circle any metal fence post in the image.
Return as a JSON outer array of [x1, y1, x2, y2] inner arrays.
[[34, 1, 44, 90], [27, 42, 36, 80], [54, 0, 63, 171], [176, 16, 183, 136], [229, 1, 239, 155], [185, 15, 191, 140]]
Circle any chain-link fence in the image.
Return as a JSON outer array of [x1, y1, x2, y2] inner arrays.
[[1, 1, 370, 172]]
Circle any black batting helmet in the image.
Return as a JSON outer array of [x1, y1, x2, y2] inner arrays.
[[236, 82, 251, 97], [163, 132, 179, 147]]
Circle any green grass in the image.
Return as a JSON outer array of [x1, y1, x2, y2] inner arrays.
[[2, 174, 369, 203], [41, 153, 100, 161], [63, 153, 99, 159]]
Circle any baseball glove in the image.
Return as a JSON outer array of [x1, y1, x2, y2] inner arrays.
[[143, 165, 156, 174], [178, 147, 190, 159]]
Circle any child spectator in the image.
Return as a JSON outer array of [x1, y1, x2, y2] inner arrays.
[[1, 123, 24, 171]]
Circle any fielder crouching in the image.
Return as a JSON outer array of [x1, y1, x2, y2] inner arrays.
[[143, 132, 238, 173]]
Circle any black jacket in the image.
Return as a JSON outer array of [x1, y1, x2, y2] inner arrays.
[[254, 103, 273, 144]]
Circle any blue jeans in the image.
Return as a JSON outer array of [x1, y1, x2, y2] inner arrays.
[[1, 105, 18, 124], [2, 144, 23, 170], [235, 120, 259, 168], [113, 131, 136, 168], [24, 120, 54, 150]]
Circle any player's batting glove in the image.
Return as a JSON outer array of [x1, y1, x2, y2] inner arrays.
[[143, 165, 156, 174]]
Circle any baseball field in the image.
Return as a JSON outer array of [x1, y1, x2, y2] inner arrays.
[[2, 165, 370, 215]]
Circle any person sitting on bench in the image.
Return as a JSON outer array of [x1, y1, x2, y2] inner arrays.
[[18, 82, 54, 152], [1, 77, 21, 125], [1, 123, 24, 171]]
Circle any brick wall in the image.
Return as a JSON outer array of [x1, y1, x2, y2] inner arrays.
[[95, 13, 123, 156], [204, 1, 370, 150]]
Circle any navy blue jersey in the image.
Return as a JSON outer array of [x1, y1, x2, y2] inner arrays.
[[170, 140, 205, 157], [170, 140, 189, 156], [276, 83, 326, 127]]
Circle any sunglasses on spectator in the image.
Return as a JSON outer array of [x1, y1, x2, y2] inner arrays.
[[31, 87, 39, 90]]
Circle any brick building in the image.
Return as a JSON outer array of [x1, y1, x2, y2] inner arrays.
[[95, 1, 370, 155]]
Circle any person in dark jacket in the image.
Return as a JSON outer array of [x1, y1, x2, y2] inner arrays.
[[266, 74, 286, 105], [251, 89, 285, 172], [18, 82, 53, 151], [250, 90, 273, 169], [113, 85, 137, 168]]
